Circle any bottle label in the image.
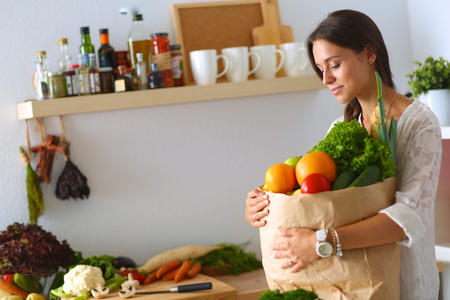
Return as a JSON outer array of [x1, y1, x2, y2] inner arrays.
[[152, 52, 172, 71], [79, 72, 91, 95], [65, 75, 74, 95], [171, 56, 183, 79], [89, 73, 101, 93]]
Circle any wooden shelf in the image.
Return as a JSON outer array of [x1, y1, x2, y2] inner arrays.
[[17, 75, 324, 120]]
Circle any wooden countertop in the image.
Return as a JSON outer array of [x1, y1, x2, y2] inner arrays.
[[215, 269, 269, 300]]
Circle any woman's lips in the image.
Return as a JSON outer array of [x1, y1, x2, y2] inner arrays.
[[330, 86, 342, 95]]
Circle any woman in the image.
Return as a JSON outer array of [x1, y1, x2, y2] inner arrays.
[[246, 9, 442, 300]]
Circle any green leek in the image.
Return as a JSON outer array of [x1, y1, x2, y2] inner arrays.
[[375, 71, 397, 175]]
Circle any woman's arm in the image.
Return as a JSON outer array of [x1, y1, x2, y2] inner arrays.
[[337, 213, 405, 250], [273, 213, 405, 272]]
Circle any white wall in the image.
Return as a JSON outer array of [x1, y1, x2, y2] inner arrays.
[[0, 0, 415, 267]]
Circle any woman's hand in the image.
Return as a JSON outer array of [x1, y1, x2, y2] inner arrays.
[[271, 228, 319, 272], [245, 189, 270, 227]]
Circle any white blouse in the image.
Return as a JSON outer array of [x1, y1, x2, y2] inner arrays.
[[331, 100, 442, 300]]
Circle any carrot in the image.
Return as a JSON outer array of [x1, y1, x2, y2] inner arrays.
[[143, 271, 158, 285], [156, 259, 181, 278], [162, 267, 180, 280], [186, 262, 202, 278], [174, 260, 192, 283], [138, 245, 223, 274], [0, 278, 30, 298]]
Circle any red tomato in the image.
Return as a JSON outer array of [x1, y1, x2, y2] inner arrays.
[[3, 273, 14, 283], [137, 274, 146, 285], [301, 173, 331, 194]]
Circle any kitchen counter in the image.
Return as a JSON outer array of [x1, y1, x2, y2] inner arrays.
[[215, 268, 269, 300], [94, 269, 268, 300]]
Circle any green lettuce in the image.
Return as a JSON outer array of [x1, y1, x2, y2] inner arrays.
[[309, 119, 396, 181]]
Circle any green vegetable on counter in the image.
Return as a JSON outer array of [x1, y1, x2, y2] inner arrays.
[[259, 288, 319, 300], [13, 273, 43, 294], [194, 242, 262, 275]]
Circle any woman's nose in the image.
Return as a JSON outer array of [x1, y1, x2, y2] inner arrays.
[[322, 69, 334, 85]]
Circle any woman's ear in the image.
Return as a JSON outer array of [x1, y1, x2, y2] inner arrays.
[[365, 43, 377, 64]]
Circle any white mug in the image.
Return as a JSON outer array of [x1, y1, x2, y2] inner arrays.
[[189, 49, 229, 85], [280, 42, 308, 77], [249, 45, 285, 79], [221, 46, 261, 82]]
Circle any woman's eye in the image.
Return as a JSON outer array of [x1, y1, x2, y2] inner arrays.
[[331, 63, 341, 69]]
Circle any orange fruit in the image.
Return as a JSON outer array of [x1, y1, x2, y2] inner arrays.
[[295, 151, 337, 185], [265, 163, 297, 194]]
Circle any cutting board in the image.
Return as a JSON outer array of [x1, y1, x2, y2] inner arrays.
[[95, 274, 236, 300], [251, 0, 294, 46]]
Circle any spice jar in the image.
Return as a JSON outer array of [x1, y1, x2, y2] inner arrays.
[[151, 33, 174, 88], [169, 44, 185, 87], [49, 73, 67, 98]]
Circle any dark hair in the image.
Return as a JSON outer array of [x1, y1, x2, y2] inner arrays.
[[307, 9, 395, 121]]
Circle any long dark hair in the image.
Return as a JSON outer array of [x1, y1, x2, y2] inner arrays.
[[307, 9, 395, 121]]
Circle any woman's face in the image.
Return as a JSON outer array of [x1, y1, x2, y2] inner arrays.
[[312, 39, 372, 104]]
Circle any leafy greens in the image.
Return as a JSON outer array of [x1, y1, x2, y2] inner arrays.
[[309, 119, 396, 180]]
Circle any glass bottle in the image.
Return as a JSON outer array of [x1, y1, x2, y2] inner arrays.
[[57, 38, 70, 73], [125, 68, 140, 90], [77, 53, 91, 95], [127, 14, 151, 69], [80, 26, 95, 67], [170, 44, 185, 87], [114, 65, 133, 92], [149, 63, 164, 89], [63, 54, 78, 96], [99, 67, 115, 93], [35, 51, 50, 100], [151, 33, 174, 87], [98, 28, 116, 70], [136, 53, 148, 90], [88, 53, 101, 94]]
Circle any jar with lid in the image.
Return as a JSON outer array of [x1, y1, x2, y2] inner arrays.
[[169, 44, 185, 86], [49, 73, 67, 98], [151, 33, 174, 88]]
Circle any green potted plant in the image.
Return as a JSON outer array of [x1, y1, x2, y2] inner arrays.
[[407, 56, 450, 125]]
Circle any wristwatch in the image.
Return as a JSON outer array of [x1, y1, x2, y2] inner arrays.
[[315, 229, 333, 258]]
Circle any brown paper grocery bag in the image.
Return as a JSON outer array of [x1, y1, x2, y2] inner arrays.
[[259, 177, 400, 300]]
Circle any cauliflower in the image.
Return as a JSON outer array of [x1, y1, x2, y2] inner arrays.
[[63, 265, 105, 297]]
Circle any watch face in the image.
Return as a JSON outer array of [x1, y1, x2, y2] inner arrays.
[[317, 242, 333, 257]]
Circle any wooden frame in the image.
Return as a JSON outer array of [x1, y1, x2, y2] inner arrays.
[[171, 0, 263, 85]]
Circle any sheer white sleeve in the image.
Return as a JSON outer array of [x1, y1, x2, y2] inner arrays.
[[379, 100, 442, 247]]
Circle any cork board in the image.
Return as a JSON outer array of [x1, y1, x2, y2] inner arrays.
[[171, 0, 263, 85]]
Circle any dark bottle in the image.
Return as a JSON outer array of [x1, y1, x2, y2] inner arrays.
[[114, 65, 133, 92], [149, 63, 164, 89], [98, 28, 116, 69], [79, 26, 95, 67]]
